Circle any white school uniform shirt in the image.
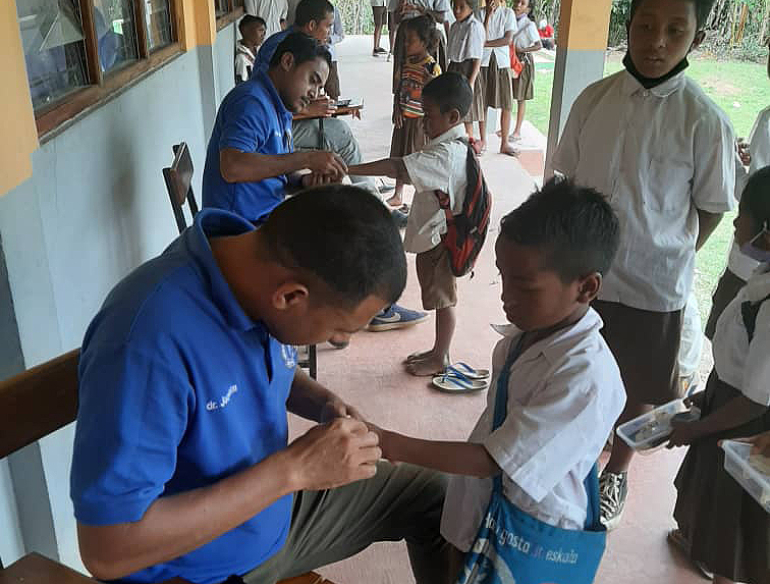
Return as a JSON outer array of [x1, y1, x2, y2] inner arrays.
[[713, 263, 770, 406], [402, 124, 468, 254], [394, 0, 450, 20], [513, 16, 539, 51], [245, 0, 288, 37], [553, 71, 736, 313], [235, 42, 256, 83], [479, 7, 516, 68], [447, 15, 486, 62], [728, 106, 770, 281], [440, 308, 626, 552]]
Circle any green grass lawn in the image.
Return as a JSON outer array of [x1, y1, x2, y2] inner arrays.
[[526, 54, 769, 327]]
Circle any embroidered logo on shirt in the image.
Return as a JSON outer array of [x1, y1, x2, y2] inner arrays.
[[206, 384, 238, 411]]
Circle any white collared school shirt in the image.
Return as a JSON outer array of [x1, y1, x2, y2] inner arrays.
[[553, 70, 736, 312], [447, 14, 486, 62], [245, 0, 288, 37], [478, 7, 516, 69], [713, 263, 770, 406], [402, 124, 469, 254], [440, 308, 626, 552]]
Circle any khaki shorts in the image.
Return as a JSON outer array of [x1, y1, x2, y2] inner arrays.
[[416, 244, 457, 310]]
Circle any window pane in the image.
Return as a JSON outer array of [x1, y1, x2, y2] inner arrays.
[[144, 0, 173, 50], [93, 0, 139, 74], [17, 0, 89, 110]]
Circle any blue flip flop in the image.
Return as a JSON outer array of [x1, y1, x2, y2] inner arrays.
[[448, 362, 490, 380], [432, 369, 489, 393]]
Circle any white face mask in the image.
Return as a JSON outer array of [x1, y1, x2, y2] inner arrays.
[[740, 227, 770, 263]]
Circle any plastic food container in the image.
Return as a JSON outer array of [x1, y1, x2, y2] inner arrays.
[[616, 399, 699, 453], [721, 440, 770, 513]]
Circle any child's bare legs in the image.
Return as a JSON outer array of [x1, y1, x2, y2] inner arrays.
[[406, 306, 455, 376], [477, 120, 487, 152], [387, 180, 404, 207], [511, 99, 526, 140], [464, 122, 475, 141], [499, 109, 517, 155]]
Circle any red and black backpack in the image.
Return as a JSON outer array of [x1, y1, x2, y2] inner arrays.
[[434, 142, 492, 277]]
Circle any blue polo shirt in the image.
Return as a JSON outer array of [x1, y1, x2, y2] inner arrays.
[[71, 209, 298, 584], [202, 71, 294, 222], [254, 27, 295, 74]]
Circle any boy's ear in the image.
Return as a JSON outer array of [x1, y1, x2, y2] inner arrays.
[[280, 51, 296, 72], [690, 30, 706, 51], [576, 272, 602, 304], [449, 108, 462, 125], [272, 281, 310, 312]]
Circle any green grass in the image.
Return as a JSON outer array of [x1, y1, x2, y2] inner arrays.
[[526, 54, 769, 328]]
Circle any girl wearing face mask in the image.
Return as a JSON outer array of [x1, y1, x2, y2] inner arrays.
[[667, 165, 770, 584]]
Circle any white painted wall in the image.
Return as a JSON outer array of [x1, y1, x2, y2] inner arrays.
[[0, 22, 238, 572]]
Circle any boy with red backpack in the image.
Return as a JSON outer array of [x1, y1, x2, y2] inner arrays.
[[349, 72, 491, 379]]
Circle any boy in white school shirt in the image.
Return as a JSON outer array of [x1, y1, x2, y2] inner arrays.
[[552, 0, 735, 530], [368, 179, 626, 573]]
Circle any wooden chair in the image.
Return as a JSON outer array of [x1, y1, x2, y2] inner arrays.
[[161, 143, 317, 379], [0, 351, 329, 584]]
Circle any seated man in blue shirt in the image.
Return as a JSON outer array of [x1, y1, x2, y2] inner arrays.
[[71, 186, 450, 584], [202, 32, 347, 223]]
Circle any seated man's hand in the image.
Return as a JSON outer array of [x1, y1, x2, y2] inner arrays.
[[304, 151, 347, 180], [320, 395, 365, 423], [288, 418, 381, 490], [304, 96, 337, 118]]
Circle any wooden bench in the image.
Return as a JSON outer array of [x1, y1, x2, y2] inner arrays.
[[0, 350, 332, 584]]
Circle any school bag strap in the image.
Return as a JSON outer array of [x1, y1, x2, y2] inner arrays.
[[741, 293, 770, 343], [434, 141, 492, 277]]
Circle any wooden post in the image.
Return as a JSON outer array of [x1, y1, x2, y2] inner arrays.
[[78, 0, 103, 85]]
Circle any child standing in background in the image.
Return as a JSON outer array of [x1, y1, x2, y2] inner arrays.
[[668, 167, 770, 584], [478, 0, 518, 156], [447, 0, 486, 147], [387, 14, 442, 208], [509, 0, 541, 142], [235, 15, 267, 83]]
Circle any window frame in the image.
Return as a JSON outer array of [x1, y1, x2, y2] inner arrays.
[[216, 0, 244, 32], [30, 0, 182, 141]]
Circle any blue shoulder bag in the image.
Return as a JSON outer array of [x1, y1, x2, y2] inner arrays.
[[457, 336, 607, 584]]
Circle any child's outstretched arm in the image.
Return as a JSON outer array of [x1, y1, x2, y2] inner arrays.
[[348, 158, 412, 184], [374, 427, 501, 478]]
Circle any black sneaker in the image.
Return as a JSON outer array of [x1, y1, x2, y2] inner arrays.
[[599, 470, 628, 530]]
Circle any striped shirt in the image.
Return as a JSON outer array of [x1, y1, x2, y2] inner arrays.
[[398, 54, 441, 118]]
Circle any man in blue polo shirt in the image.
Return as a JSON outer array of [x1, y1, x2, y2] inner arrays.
[[71, 186, 450, 584], [202, 32, 347, 223]]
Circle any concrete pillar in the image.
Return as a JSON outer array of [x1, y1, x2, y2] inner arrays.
[[544, 0, 613, 178]]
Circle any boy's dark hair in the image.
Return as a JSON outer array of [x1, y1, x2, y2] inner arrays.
[[742, 166, 770, 231], [455, 0, 479, 12], [295, 0, 334, 27], [403, 14, 441, 54], [260, 185, 407, 309], [500, 178, 620, 282], [239, 14, 266, 36], [629, 0, 715, 30], [270, 32, 332, 69], [422, 72, 473, 118]]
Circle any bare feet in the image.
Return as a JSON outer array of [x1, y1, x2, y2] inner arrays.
[[404, 350, 433, 364], [476, 140, 486, 153], [500, 143, 520, 157], [386, 194, 403, 207], [509, 133, 522, 142], [406, 357, 448, 377]]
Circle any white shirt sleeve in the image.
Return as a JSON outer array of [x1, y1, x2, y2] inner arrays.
[[280, 0, 288, 21], [483, 360, 604, 503], [743, 303, 770, 406], [691, 110, 737, 213], [235, 54, 251, 82], [504, 8, 516, 33], [403, 144, 452, 194], [551, 89, 589, 177]]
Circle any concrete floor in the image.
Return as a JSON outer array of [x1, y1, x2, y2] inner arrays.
[[289, 36, 707, 584]]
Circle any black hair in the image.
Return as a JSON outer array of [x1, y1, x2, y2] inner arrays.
[[500, 177, 620, 282], [239, 14, 266, 36], [269, 32, 332, 69], [402, 13, 441, 54], [295, 0, 334, 27], [629, 0, 715, 30], [422, 72, 473, 118], [453, 0, 479, 13], [260, 185, 407, 309], [741, 166, 770, 232]]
